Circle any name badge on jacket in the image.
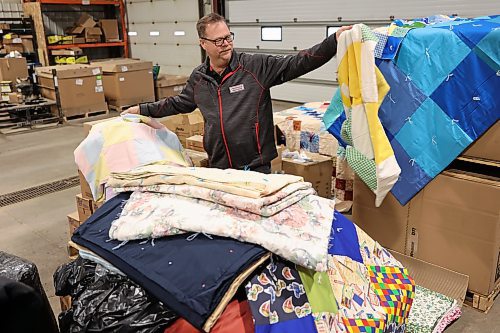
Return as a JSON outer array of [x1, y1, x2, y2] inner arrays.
[[229, 84, 245, 93]]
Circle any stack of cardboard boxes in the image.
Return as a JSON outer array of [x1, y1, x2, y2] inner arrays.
[[1, 32, 34, 54], [0, 57, 28, 102], [36, 64, 107, 118], [155, 74, 188, 100], [352, 121, 500, 312], [91, 58, 155, 110]]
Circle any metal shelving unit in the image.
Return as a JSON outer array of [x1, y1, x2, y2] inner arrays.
[[22, 0, 128, 66]]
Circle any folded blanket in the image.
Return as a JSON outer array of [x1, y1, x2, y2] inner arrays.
[[113, 182, 315, 217], [109, 191, 335, 272], [407, 285, 461, 333], [107, 164, 303, 199]]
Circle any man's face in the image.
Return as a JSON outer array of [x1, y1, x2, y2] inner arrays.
[[200, 21, 233, 65]]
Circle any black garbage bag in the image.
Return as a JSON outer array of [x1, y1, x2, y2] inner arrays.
[[54, 257, 178, 333], [0, 251, 59, 333]]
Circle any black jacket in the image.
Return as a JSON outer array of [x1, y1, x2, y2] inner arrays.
[[140, 34, 338, 170]]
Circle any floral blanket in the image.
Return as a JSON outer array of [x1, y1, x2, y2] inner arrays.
[[109, 191, 335, 271], [113, 182, 316, 217]]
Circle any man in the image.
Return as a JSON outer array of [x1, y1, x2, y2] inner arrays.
[[124, 13, 350, 173]]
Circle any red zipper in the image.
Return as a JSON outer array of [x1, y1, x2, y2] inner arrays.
[[216, 65, 241, 168], [217, 87, 233, 168], [255, 122, 262, 155]]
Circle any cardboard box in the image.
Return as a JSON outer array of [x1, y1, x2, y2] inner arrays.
[[73, 37, 86, 44], [271, 145, 283, 173], [91, 58, 155, 107], [155, 74, 188, 100], [185, 149, 209, 167], [462, 121, 499, 162], [4, 44, 24, 54], [186, 135, 204, 152], [36, 64, 107, 117], [0, 58, 28, 82], [67, 26, 85, 35], [76, 193, 98, 221], [21, 35, 34, 53], [76, 13, 96, 28], [353, 170, 500, 296], [78, 169, 94, 199], [159, 110, 204, 146], [51, 48, 83, 56], [85, 27, 102, 41], [282, 153, 333, 198], [99, 19, 120, 42], [8, 92, 22, 104], [67, 211, 80, 236]]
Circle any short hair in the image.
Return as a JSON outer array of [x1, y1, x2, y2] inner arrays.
[[196, 13, 227, 38]]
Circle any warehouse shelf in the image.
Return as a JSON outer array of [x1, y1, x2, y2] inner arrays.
[[22, 0, 128, 65], [47, 41, 125, 50], [23, 0, 121, 6]]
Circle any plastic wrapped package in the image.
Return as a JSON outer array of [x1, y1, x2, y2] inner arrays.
[[0, 251, 59, 333], [54, 257, 178, 333]]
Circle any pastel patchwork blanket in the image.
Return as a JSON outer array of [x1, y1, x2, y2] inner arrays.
[[74, 115, 190, 201], [325, 24, 401, 207], [107, 164, 303, 198], [109, 191, 335, 272], [112, 182, 316, 217]]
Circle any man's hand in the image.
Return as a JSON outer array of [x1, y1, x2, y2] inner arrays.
[[121, 105, 140, 116], [336, 25, 353, 41]]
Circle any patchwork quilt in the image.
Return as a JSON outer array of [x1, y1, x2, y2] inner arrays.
[[245, 211, 415, 333], [325, 15, 500, 205], [74, 115, 190, 201]]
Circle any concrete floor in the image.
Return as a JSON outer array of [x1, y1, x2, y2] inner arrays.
[[0, 102, 498, 332]]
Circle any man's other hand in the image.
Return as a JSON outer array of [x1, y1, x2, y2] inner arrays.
[[121, 105, 140, 116], [336, 25, 353, 41]]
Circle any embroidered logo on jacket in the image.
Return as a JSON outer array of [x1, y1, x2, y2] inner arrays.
[[229, 84, 245, 93]]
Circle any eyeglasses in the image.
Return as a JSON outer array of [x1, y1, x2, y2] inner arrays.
[[200, 32, 234, 47]]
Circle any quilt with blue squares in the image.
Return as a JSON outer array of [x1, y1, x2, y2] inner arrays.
[[326, 15, 499, 205]]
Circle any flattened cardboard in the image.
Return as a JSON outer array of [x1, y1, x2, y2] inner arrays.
[[76, 13, 96, 28], [390, 250, 469, 305], [99, 19, 119, 41], [462, 121, 499, 162], [282, 153, 333, 198]]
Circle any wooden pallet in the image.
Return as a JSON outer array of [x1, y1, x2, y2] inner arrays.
[[63, 110, 109, 122], [108, 104, 134, 113], [464, 281, 500, 313]]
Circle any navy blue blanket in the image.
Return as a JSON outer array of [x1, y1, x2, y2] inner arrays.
[[72, 192, 268, 330]]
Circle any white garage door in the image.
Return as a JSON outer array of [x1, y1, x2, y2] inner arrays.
[[225, 0, 499, 103], [126, 0, 203, 76]]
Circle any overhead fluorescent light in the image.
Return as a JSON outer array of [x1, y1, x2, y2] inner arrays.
[[128, 31, 138, 36], [149, 31, 160, 36], [174, 30, 185, 36], [261, 26, 282, 41]]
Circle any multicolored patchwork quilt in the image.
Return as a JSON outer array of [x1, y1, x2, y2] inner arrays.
[[325, 15, 500, 205], [245, 211, 415, 333]]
